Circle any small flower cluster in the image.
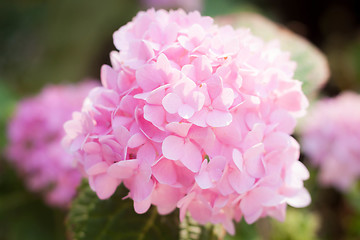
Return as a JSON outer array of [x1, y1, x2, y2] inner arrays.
[[301, 92, 360, 191], [63, 9, 310, 233], [7, 82, 97, 207]]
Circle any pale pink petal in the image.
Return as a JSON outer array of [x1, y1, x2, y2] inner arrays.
[[152, 158, 177, 185], [143, 105, 165, 129], [206, 110, 232, 127], [131, 173, 154, 201], [107, 159, 139, 179], [286, 188, 311, 208], [181, 141, 202, 172], [165, 122, 192, 138], [86, 162, 109, 176], [93, 174, 119, 199], [127, 133, 147, 148], [232, 149, 243, 171], [195, 161, 213, 189], [134, 196, 152, 214], [178, 104, 195, 119], [228, 170, 255, 194], [162, 135, 184, 160], [137, 143, 157, 165], [162, 93, 182, 114]]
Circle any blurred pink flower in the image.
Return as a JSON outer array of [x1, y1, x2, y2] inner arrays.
[[7, 81, 98, 208], [63, 9, 310, 234], [142, 0, 202, 11], [301, 92, 360, 191]]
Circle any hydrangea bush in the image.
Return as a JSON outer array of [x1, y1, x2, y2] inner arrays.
[[7, 81, 97, 207], [63, 9, 310, 233], [301, 92, 360, 191]]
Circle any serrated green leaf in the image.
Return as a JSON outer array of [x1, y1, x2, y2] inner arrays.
[[67, 182, 179, 240], [215, 12, 330, 98]]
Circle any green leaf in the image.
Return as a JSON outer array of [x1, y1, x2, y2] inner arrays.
[[215, 12, 330, 98], [67, 181, 179, 240]]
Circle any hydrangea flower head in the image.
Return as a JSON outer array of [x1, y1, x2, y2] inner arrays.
[[301, 92, 360, 191], [7, 81, 97, 207], [142, 0, 202, 11], [64, 9, 310, 233]]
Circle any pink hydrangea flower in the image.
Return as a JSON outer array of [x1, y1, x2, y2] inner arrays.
[[301, 92, 360, 191], [142, 0, 202, 11], [7, 81, 98, 208], [63, 9, 310, 234]]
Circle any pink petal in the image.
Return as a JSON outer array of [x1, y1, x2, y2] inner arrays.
[[286, 188, 311, 208], [112, 124, 130, 147], [242, 123, 265, 150], [152, 184, 182, 215], [181, 141, 202, 172], [270, 109, 296, 134], [178, 104, 195, 119], [137, 143, 157, 165], [131, 173, 154, 201], [195, 161, 213, 189], [143, 105, 165, 129], [188, 201, 212, 224], [162, 135, 185, 160], [127, 133, 147, 148], [189, 108, 208, 127], [101, 65, 117, 90], [206, 110, 232, 127], [83, 142, 101, 154], [152, 158, 177, 185], [162, 93, 182, 114], [244, 143, 265, 178], [134, 196, 152, 214], [107, 159, 139, 179], [232, 148, 243, 171], [228, 170, 255, 194], [93, 174, 119, 199], [263, 132, 290, 152], [208, 156, 227, 181], [187, 91, 205, 111], [136, 64, 161, 91], [165, 122, 192, 138], [86, 162, 109, 176], [212, 88, 234, 110]]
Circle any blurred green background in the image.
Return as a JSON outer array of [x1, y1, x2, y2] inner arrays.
[[1, 0, 360, 239]]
